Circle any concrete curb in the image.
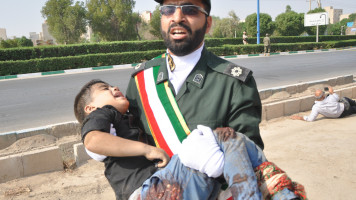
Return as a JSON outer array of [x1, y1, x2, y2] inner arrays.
[[0, 146, 63, 183], [0, 75, 355, 183]]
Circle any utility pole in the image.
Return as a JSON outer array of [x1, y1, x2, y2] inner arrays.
[[306, 0, 314, 11], [317, 0, 322, 8], [257, 0, 260, 44]]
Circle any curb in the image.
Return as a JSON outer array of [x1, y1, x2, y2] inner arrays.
[[1, 46, 355, 81]]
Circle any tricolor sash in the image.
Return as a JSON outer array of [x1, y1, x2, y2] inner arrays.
[[135, 65, 190, 157]]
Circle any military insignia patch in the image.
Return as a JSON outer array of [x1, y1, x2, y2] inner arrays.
[[193, 74, 204, 84], [231, 67, 243, 77], [157, 72, 164, 82], [135, 63, 142, 70]]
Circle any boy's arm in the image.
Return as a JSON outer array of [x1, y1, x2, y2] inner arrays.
[[82, 105, 169, 167], [84, 130, 169, 167]]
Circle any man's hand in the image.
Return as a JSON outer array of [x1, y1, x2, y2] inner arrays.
[[178, 125, 224, 178], [144, 146, 170, 168], [290, 115, 304, 120]]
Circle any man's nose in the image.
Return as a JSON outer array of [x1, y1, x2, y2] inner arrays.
[[171, 7, 186, 23]]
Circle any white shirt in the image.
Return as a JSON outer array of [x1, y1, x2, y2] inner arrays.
[[303, 93, 345, 121], [166, 44, 204, 94]]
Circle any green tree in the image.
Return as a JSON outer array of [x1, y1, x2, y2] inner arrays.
[[87, 0, 137, 41], [286, 5, 292, 13], [327, 13, 356, 35], [0, 37, 33, 48], [149, 5, 162, 39], [245, 13, 274, 37], [17, 36, 34, 47], [275, 11, 305, 36], [41, 0, 87, 44], [305, 8, 327, 36], [212, 11, 241, 38]]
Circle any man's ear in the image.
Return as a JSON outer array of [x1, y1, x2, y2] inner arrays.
[[84, 104, 97, 114], [205, 16, 212, 34]]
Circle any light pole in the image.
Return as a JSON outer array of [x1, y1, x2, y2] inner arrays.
[[257, 0, 260, 44]]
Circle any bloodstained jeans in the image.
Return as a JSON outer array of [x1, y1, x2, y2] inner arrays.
[[141, 130, 267, 200]]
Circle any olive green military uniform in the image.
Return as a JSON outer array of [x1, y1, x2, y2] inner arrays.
[[126, 47, 264, 149]]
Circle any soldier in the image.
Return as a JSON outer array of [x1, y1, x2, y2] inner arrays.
[[126, 0, 264, 198], [263, 33, 271, 56]]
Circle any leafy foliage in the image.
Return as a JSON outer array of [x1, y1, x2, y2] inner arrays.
[[86, 0, 137, 41], [149, 5, 162, 39], [41, 0, 87, 44], [245, 13, 275, 37], [212, 11, 242, 38], [275, 11, 305, 36], [0, 37, 33, 49]]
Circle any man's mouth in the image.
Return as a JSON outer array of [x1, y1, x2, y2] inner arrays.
[[170, 27, 188, 40]]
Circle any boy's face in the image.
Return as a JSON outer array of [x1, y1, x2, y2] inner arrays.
[[85, 82, 129, 114]]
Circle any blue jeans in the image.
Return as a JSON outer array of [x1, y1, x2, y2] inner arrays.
[[141, 131, 267, 200]]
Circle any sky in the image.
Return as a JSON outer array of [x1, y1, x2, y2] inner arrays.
[[0, 0, 355, 38]]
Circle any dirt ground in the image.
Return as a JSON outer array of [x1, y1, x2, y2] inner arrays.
[[1, 112, 355, 200]]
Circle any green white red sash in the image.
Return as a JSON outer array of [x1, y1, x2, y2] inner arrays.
[[135, 66, 190, 157]]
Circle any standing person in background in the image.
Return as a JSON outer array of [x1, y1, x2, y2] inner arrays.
[[243, 31, 248, 45], [263, 33, 271, 56]]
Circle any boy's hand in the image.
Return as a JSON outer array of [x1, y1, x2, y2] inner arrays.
[[144, 146, 170, 168]]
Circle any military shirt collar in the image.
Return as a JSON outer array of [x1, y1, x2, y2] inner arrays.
[[185, 47, 209, 89]]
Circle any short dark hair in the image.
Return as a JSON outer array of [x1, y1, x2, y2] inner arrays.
[[74, 79, 107, 124]]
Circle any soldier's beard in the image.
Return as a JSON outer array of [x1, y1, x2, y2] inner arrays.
[[161, 21, 207, 56]]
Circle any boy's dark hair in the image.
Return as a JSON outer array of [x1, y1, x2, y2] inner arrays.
[[74, 79, 107, 124]]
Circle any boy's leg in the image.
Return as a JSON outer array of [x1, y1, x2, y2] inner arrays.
[[141, 155, 220, 200], [213, 128, 301, 200], [212, 127, 265, 199]]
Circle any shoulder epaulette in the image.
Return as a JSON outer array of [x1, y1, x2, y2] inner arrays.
[[222, 63, 252, 83], [207, 52, 252, 83], [131, 57, 164, 77]]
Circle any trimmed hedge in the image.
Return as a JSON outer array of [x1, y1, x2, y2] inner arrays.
[[208, 40, 356, 56], [2, 35, 356, 62], [1, 39, 356, 76], [0, 50, 165, 76], [0, 40, 166, 61]]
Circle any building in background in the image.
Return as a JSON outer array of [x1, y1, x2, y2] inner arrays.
[[0, 28, 7, 40], [324, 6, 343, 24], [29, 32, 40, 45], [139, 11, 152, 23], [39, 21, 56, 45], [340, 13, 351, 22]]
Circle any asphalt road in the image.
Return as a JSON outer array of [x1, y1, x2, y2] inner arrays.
[[1, 49, 355, 133]]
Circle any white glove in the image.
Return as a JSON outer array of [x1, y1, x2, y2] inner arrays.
[[178, 125, 224, 178]]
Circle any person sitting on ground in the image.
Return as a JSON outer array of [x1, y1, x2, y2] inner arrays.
[[291, 86, 356, 121], [74, 79, 307, 200]]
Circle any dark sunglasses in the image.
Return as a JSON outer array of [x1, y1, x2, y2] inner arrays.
[[159, 5, 208, 16]]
